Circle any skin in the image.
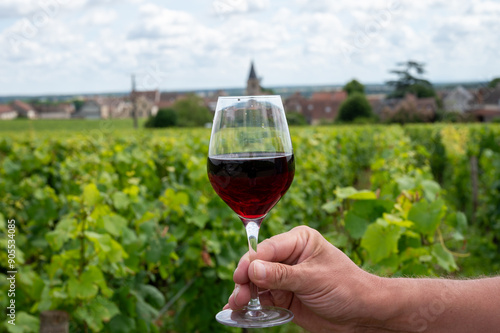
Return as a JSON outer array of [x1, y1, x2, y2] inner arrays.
[[223, 226, 500, 333]]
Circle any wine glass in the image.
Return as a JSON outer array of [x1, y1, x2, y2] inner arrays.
[[207, 96, 295, 328]]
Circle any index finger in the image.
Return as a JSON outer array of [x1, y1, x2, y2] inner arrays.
[[234, 226, 319, 284], [257, 225, 318, 264]]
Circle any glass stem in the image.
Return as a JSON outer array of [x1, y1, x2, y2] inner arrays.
[[245, 220, 262, 311]]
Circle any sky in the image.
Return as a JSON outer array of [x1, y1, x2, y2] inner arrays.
[[0, 0, 499, 95]]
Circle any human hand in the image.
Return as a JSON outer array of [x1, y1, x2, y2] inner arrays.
[[224, 226, 379, 332]]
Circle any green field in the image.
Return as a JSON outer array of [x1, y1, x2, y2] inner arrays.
[[0, 118, 147, 133], [1, 123, 499, 332]]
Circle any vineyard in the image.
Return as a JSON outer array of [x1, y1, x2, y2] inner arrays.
[[1, 123, 500, 333]]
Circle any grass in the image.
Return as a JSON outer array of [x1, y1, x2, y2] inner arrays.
[[0, 118, 147, 133]]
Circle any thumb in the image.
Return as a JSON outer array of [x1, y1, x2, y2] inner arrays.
[[250, 260, 303, 292]]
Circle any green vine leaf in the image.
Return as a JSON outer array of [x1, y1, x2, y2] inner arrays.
[[83, 183, 101, 207], [361, 221, 404, 263], [407, 199, 445, 236], [67, 276, 98, 299], [431, 243, 458, 272], [344, 200, 393, 239]]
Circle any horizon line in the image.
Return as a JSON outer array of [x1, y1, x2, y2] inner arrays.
[[0, 79, 490, 99]]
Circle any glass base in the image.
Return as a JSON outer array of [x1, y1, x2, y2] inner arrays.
[[216, 306, 294, 328]]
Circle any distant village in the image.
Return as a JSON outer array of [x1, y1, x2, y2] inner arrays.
[[1, 62, 500, 123]]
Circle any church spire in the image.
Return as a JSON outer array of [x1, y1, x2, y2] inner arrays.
[[248, 61, 257, 80], [246, 61, 262, 96]]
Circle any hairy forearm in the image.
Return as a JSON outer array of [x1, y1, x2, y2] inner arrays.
[[361, 276, 500, 332]]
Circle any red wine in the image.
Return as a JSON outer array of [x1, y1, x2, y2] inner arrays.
[[207, 152, 295, 221]]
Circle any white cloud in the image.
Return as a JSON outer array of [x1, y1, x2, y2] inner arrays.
[[79, 9, 117, 25], [128, 4, 196, 40], [0, 0, 43, 17], [211, 0, 270, 17], [0, 0, 499, 94]]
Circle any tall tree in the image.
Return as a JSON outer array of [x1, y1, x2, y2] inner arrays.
[[337, 92, 374, 122], [386, 61, 435, 98], [145, 108, 177, 128], [173, 94, 213, 127], [488, 77, 500, 89], [343, 79, 365, 96]]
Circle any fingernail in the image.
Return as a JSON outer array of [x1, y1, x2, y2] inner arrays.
[[253, 261, 266, 280], [233, 284, 241, 306]]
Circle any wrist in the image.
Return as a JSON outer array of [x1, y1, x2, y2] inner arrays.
[[357, 275, 423, 333]]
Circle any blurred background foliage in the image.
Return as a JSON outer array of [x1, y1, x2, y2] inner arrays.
[[1, 123, 499, 332]]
